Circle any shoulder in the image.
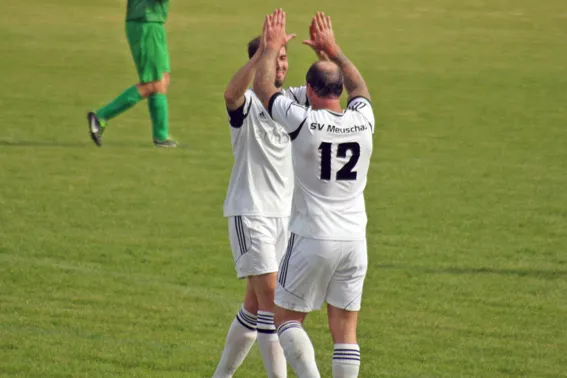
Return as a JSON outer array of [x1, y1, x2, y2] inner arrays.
[[227, 90, 257, 128], [283, 86, 308, 106]]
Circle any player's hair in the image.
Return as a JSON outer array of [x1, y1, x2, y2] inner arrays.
[[306, 61, 344, 98], [248, 37, 262, 59], [247, 36, 287, 59]]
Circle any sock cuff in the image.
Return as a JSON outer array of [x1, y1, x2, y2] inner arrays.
[[127, 85, 144, 101], [334, 344, 360, 351], [148, 93, 167, 100], [277, 321, 302, 336], [240, 306, 257, 319], [256, 311, 276, 334], [333, 344, 360, 363], [236, 306, 257, 331]]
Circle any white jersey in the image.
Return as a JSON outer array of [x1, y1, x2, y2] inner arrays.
[[268, 94, 375, 240], [223, 87, 308, 217]]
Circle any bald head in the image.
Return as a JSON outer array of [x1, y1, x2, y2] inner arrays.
[[306, 61, 344, 98]]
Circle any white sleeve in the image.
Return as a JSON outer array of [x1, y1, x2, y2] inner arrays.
[[268, 93, 309, 138], [284, 86, 308, 106], [347, 96, 375, 133]]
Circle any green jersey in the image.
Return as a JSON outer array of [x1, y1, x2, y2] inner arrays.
[[126, 0, 169, 23]]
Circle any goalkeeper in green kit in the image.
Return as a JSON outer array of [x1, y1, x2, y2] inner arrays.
[[87, 0, 177, 148]]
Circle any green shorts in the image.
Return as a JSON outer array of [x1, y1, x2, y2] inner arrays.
[[126, 21, 170, 83]]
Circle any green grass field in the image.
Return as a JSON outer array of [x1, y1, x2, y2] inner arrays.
[[1, 0, 567, 376]]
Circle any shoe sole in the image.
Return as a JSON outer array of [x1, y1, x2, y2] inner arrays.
[[87, 112, 102, 147], [154, 143, 178, 148]]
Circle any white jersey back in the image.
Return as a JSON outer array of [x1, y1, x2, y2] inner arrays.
[[223, 87, 308, 217], [269, 94, 375, 240]]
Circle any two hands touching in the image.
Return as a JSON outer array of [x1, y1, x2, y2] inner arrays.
[[256, 9, 340, 62], [252, 8, 370, 110]]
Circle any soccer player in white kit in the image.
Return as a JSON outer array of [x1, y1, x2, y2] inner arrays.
[[212, 25, 307, 378], [254, 10, 375, 378]]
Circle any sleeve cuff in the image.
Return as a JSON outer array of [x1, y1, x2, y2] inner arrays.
[[347, 96, 372, 107], [227, 99, 251, 128]]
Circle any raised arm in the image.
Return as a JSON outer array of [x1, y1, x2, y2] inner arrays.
[[303, 12, 370, 101], [224, 45, 263, 110], [253, 10, 295, 110], [330, 50, 370, 102]]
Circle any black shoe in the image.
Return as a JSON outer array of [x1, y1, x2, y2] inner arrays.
[[153, 138, 178, 148], [87, 112, 105, 147]]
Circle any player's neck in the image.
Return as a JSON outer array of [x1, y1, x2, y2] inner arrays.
[[310, 98, 342, 113]]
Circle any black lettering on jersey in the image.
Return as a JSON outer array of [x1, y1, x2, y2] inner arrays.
[[318, 142, 360, 181], [309, 123, 327, 131], [337, 142, 360, 180], [327, 124, 368, 133]]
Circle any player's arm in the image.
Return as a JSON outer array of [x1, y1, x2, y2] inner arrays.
[[224, 49, 262, 111], [330, 49, 370, 102], [254, 47, 280, 111], [253, 9, 296, 110], [304, 12, 370, 102]]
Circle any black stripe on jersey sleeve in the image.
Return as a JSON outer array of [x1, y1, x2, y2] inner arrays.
[[285, 101, 294, 117], [268, 92, 283, 118], [290, 90, 300, 103], [288, 117, 307, 141], [347, 96, 372, 108], [347, 96, 374, 133], [227, 99, 253, 128]]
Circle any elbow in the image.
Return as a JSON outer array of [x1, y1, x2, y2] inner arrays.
[[223, 90, 235, 104]]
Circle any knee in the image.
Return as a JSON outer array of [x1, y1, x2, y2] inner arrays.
[[249, 273, 277, 310], [156, 73, 170, 94], [138, 75, 169, 97], [163, 73, 171, 91], [136, 82, 154, 98], [243, 291, 259, 315], [274, 306, 306, 329]]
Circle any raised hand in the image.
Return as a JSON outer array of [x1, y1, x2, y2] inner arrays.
[[303, 12, 340, 58], [264, 9, 296, 51]]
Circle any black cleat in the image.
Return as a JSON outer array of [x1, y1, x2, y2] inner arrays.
[[87, 112, 105, 146]]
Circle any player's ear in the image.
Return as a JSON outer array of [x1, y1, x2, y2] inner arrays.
[[306, 84, 313, 97]]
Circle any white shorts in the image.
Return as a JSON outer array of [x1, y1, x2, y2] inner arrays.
[[228, 216, 289, 279], [275, 233, 368, 313]]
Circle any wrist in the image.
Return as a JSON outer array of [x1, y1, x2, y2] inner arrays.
[[326, 44, 341, 60], [251, 50, 263, 62], [265, 43, 281, 54]]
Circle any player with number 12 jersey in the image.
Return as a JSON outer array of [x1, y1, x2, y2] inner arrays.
[[270, 95, 373, 241]]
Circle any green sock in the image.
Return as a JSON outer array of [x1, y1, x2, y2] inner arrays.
[[95, 85, 143, 122], [148, 94, 169, 141]]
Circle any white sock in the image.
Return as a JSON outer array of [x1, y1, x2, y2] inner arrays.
[[212, 306, 258, 378], [277, 321, 320, 378], [256, 311, 287, 378], [332, 344, 360, 378]]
